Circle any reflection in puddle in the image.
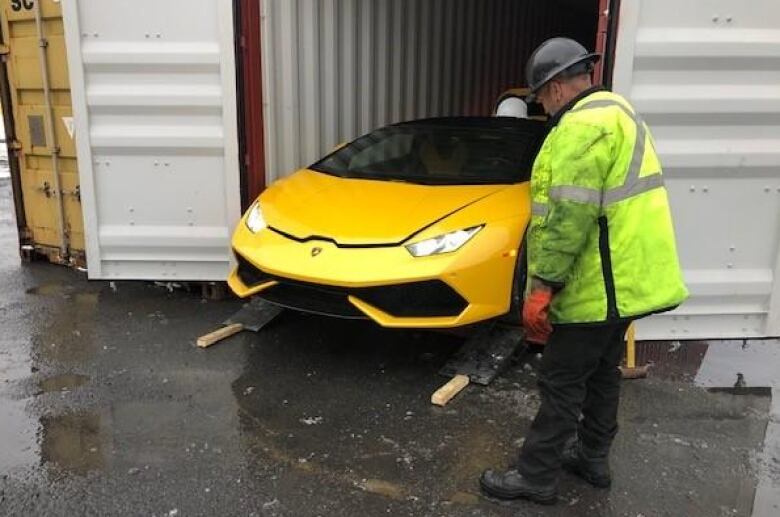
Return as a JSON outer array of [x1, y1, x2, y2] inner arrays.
[[636, 339, 780, 388], [39, 374, 89, 394], [694, 340, 780, 389], [40, 411, 105, 477], [634, 341, 708, 382], [707, 387, 773, 397]]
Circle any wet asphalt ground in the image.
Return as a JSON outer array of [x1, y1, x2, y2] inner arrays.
[[1, 177, 779, 517]]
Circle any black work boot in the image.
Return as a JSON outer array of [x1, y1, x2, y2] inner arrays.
[[479, 468, 557, 505], [561, 439, 612, 488]]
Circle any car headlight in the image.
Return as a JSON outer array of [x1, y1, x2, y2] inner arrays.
[[405, 225, 483, 257], [245, 203, 267, 233]]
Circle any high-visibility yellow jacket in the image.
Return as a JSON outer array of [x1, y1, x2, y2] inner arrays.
[[527, 88, 688, 324]]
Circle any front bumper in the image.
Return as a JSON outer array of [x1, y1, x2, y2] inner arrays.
[[232, 253, 468, 319], [228, 225, 520, 328]]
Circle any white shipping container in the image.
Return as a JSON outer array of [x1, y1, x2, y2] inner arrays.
[[62, 0, 241, 280], [612, 0, 780, 339], [54, 0, 780, 339]]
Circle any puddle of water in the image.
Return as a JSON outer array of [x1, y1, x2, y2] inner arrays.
[[694, 340, 780, 389], [26, 283, 67, 296], [448, 491, 480, 505], [31, 291, 100, 365], [39, 373, 89, 394], [74, 292, 99, 306], [40, 411, 105, 477], [359, 478, 406, 500], [636, 340, 780, 389]]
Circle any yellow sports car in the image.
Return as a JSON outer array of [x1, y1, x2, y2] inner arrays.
[[229, 117, 546, 328]]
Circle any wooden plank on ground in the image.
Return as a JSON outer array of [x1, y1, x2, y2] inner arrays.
[[431, 374, 470, 406], [197, 323, 244, 348]]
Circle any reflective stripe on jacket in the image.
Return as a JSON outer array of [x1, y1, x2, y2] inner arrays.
[[527, 89, 688, 324]]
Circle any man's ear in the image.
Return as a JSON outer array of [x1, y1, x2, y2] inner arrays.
[[550, 81, 563, 105]]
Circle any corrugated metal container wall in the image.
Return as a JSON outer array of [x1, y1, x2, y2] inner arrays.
[[260, 0, 596, 182], [613, 0, 780, 339]]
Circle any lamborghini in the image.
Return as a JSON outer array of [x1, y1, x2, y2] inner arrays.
[[228, 117, 546, 328]]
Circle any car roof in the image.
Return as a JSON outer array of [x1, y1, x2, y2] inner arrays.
[[392, 116, 545, 133]]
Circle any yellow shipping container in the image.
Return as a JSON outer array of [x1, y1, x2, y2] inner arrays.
[[0, 0, 82, 265]]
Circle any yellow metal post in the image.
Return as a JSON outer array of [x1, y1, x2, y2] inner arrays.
[[626, 323, 636, 369], [621, 322, 647, 378]]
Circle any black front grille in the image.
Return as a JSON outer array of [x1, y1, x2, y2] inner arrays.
[[354, 280, 467, 318], [235, 251, 467, 319], [236, 253, 270, 287], [258, 281, 367, 319]]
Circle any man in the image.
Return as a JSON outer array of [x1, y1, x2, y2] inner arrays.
[[480, 38, 688, 505]]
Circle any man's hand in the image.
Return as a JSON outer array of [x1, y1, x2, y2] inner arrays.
[[523, 279, 553, 345]]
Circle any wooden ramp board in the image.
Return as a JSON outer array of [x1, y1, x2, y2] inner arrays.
[[431, 374, 470, 406], [197, 323, 244, 348], [223, 298, 284, 331], [439, 324, 527, 385], [198, 300, 284, 349]]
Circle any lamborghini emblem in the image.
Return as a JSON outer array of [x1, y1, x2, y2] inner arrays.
[[311, 247, 322, 257]]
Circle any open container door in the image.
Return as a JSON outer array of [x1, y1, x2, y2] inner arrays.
[[612, 0, 780, 339], [62, 0, 240, 280]]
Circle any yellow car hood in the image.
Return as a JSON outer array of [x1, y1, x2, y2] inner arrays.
[[260, 169, 507, 245]]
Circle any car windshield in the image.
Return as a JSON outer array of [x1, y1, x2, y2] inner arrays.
[[310, 118, 546, 185]]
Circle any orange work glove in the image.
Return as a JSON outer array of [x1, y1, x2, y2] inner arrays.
[[523, 286, 553, 345]]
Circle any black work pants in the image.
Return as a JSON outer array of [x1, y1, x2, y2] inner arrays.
[[516, 322, 630, 483]]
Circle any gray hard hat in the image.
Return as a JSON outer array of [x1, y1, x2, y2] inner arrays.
[[525, 37, 600, 100]]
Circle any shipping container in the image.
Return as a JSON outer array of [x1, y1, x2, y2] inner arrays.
[[0, 0, 83, 265], [249, 0, 780, 340], [1, 0, 779, 340], [61, 0, 241, 281], [612, 0, 780, 339]]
